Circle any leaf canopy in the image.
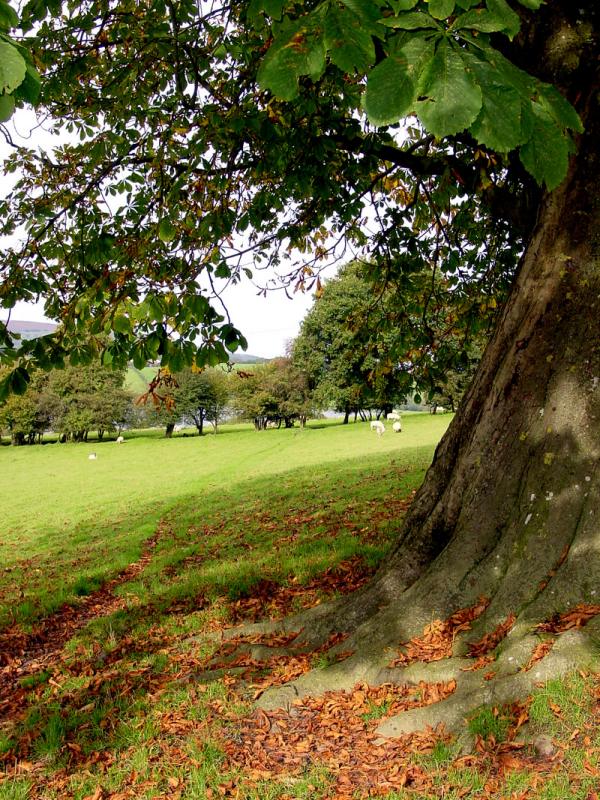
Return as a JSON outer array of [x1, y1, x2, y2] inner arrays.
[[0, 0, 589, 397]]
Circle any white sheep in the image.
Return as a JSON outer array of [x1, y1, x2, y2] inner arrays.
[[392, 421, 402, 433], [115, 435, 125, 444], [386, 412, 401, 421], [88, 453, 97, 460], [370, 421, 385, 436]]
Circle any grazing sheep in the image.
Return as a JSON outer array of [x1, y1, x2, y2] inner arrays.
[[115, 435, 125, 444], [370, 421, 385, 436], [386, 412, 401, 421], [88, 453, 97, 460], [392, 421, 402, 433]]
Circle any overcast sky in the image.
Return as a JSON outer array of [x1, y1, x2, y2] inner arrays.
[[0, 111, 327, 359]]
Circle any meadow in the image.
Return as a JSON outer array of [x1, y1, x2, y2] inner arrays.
[[0, 415, 598, 800]]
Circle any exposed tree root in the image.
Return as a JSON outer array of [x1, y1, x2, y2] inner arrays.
[[218, 530, 600, 740]]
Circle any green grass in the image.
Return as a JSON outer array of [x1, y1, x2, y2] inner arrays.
[[2, 412, 598, 799], [0, 414, 449, 628]]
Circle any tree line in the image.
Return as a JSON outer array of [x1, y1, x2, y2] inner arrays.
[[1, 263, 481, 445]]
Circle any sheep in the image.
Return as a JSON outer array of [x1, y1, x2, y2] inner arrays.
[[386, 412, 401, 421], [370, 420, 385, 436], [392, 421, 402, 433], [88, 453, 97, 460], [115, 435, 125, 444]]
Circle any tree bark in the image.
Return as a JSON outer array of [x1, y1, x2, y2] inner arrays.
[[255, 58, 600, 730]]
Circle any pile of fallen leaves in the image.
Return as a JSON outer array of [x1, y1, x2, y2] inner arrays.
[[223, 680, 456, 798], [522, 603, 600, 673]]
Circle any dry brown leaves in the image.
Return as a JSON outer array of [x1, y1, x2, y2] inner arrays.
[[535, 603, 600, 634], [523, 640, 556, 672], [391, 597, 489, 666], [207, 632, 351, 698], [224, 680, 456, 798], [0, 526, 167, 717], [229, 557, 375, 623], [467, 613, 517, 659]]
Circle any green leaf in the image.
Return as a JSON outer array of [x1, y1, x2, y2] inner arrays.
[[537, 83, 583, 133], [485, 0, 521, 40], [0, 2, 19, 30], [324, 4, 375, 74], [113, 314, 132, 334], [0, 40, 26, 92], [131, 341, 147, 370], [452, 8, 511, 34], [0, 90, 14, 121], [13, 61, 41, 104], [455, 0, 480, 8], [257, 16, 326, 101], [416, 39, 482, 138], [514, 0, 543, 8], [247, 0, 284, 26], [339, 0, 383, 25], [465, 53, 524, 151], [388, 0, 419, 10], [364, 35, 435, 126], [519, 102, 570, 190], [261, 0, 285, 18], [428, 0, 455, 20], [158, 218, 177, 243], [9, 366, 30, 395], [381, 12, 440, 29]]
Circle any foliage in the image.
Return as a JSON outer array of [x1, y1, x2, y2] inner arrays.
[[0, 0, 583, 394], [0, 0, 41, 122], [0, 361, 130, 443], [292, 261, 488, 419], [173, 368, 230, 434], [232, 357, 315, 428]]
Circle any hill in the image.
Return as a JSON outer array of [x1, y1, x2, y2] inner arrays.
[[5, 319, 57, 340]]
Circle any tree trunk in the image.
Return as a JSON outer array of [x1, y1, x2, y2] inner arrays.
[[165, 422, 174, 438], [256, 76, 600, 732]]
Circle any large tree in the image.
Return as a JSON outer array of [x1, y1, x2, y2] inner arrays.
[[0, 0, 598, 732]]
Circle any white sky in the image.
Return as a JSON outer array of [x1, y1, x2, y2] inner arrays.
[[0, 111, 327, 359]]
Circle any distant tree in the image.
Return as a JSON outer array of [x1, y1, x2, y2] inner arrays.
[[46, 364, 130, 442], [0, 368, 47, 445], [232, 359, 314, 429], [292, 263, 411, 423], [293, 261, 495, 422], [174, 368, 229, 435]]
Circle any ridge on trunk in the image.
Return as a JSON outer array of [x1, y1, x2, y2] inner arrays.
[[228, 55, 600, 733]]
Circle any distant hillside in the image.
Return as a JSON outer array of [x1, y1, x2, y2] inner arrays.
[[5, 320, 57, 340], [5, 321, 269, 365], [229, 353, 270, 364]]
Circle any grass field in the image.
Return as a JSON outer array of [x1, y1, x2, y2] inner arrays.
[[1, 415, 598, 799]]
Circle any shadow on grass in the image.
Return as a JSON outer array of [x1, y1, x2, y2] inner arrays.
[[0, 447, 432, 773]]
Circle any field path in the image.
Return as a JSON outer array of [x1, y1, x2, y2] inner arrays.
[[0, 523, 168, 720]]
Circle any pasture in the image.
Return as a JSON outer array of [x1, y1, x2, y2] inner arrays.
[[1, 414, 598, 800], [1, 415, 449, 629]]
